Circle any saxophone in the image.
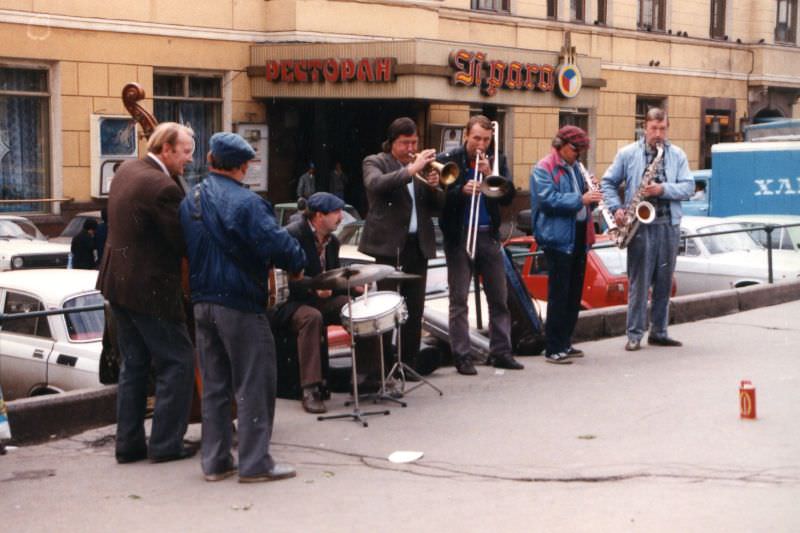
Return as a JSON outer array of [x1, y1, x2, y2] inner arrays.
[[578, 162, 618, 234], [615, 143, 663, 249]]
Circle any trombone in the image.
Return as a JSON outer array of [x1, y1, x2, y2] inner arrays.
[[465, 120, 512, 259]]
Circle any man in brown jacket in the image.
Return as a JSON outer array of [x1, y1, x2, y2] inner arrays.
[[359, 117, 445, 375], [97, 122, 197, 464]]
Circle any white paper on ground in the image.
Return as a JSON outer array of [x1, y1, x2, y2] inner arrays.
[[388, 450, 424, 463]]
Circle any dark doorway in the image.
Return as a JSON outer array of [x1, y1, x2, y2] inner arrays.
[[267, 99, 424, 214]]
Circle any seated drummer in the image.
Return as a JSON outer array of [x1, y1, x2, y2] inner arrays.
[[276, 192, 361, 414]]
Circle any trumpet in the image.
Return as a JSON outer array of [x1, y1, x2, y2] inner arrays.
[[410, 153, 459, 188]]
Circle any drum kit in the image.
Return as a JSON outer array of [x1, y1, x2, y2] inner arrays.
[[293, 263, 442, 426]]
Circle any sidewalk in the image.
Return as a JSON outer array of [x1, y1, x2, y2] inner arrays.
[[2, 300, 799, 532]]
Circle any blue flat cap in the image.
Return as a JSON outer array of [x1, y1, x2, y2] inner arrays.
[[307, 192, 345, 214], [209, 132, 256, 168]]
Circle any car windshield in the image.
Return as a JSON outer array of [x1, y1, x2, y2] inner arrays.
[[63, 293, 105, 341], [740, 222, 800, 251], [696, 223, 763, 254], [0, 219, 44, 240], [59, 217, 90, 239], [594, 245, 627, 276]]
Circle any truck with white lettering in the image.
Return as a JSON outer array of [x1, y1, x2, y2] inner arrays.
[[683, 140, 800, 217]]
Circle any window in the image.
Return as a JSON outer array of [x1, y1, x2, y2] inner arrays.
[[153, 73, 222, 187], [63, 293, 104, 341], [547, 0, 558, 19], [560, 108, 589, 164], [635, 96, 666, 141], [472, 0, 510, 13], [1, 291, 51, 338], [571, 0, 586, 22], [710, 0, 727, 39], [0, 67, 50, 213], [776, 0, 798, 43], [639, 0, 666, 31], [596, 0, 608, 24]]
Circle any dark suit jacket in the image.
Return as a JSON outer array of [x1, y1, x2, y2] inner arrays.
[[358, 151, 445, 260], [97, 156, 187, 322], [436, 145, 515, 246]]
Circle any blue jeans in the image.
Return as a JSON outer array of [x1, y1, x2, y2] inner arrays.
[[112, 305, 194, 459], [625, 222, 680, 341]]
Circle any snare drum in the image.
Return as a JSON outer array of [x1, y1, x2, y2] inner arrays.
[[340, 291, 407, 337], [267, 268, 289, 308]]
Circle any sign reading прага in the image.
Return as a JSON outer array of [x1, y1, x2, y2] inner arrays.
[[449, 49, 581, 98]]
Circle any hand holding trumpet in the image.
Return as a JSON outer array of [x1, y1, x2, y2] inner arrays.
[[408, 149, 444, 188]]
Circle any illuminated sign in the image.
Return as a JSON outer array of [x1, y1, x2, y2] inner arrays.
[[264, 58, 396, 84], [449, 49, 581, 98]]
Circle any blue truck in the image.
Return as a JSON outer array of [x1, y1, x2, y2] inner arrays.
[[684, 138, 800, 217]]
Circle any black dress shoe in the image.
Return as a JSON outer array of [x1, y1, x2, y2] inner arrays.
[[566, 346, 584, 358], [491, 354, 524, 370], [648, 335, 682, 347], [624, 339, 641, 351], [150, 445, 198, 463], [116, 447, 148, 464], [455, 356, 477, 375]]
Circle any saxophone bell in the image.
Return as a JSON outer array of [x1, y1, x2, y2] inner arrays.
[[635, 200, 656, 224]]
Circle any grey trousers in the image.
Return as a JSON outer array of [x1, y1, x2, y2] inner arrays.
[[625, 222, 680, 341], [445, 231, 512, 359], [193, 303, 277, 478]]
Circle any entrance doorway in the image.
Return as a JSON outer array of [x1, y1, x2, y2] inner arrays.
[[267, 99, 425, 214]]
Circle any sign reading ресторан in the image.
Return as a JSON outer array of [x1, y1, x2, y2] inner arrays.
[[449, 49, 581, 98], [264, 58, 397, 83]]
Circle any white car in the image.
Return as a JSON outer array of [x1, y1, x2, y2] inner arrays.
[[675, 216, 800, 296], [0, 269, 104, 400], [0, 215, 48, 241], [1, 215, 71, 271], [725, 214, 800, 253]]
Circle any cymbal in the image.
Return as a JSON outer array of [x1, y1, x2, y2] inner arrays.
[[306, 264, 395, 290]]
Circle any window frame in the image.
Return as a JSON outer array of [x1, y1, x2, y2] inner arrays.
[[0, 64, 52, 214], [547, 0, 558, 19], [471, 0, 511, 14], [638, 0, 667, 32], [596, 0, 608, 24], [571, 0, 586, 22], [775, 0, 798, 44], [0, 289, 53, 339], [710, 0, 727, 39]]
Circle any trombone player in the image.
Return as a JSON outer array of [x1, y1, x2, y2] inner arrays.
[[360, 117, 445, 377], [436, 115, 522, 375]]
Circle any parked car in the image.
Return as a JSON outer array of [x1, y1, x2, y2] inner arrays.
[[0, 215, 48, 241], [504, 235, 631, 309], [682, 168, 711, 216], [0, 241, 71, 271], [48, 210, 103, 244], [0, 269, 104, 400], [675, 216, 800, 296], [724, 214, 800, 253]]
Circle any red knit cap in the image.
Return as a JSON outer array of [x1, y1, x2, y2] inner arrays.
[[556, 125, 590, 151]]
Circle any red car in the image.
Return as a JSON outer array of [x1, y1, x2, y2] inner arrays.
[[503, 235, 674, 310]]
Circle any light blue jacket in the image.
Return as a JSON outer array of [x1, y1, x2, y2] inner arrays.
[[600, 139, 694, 226]]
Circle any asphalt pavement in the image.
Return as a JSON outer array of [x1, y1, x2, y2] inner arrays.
[[2, 300, 799, 532]]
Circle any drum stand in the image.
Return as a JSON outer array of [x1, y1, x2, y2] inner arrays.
[[318, 279, 389, 427], [386, 317, 443, 397], [348, 329, 407, 408]]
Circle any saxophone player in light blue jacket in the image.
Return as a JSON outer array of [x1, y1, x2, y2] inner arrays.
[[601, 108, 694, 352]]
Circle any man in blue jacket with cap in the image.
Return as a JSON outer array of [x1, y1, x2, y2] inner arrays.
[[180, 132, 306, 483]]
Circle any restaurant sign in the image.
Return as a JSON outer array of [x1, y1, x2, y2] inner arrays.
[[449, 49, 581, 98], [264, 57, 396, 83]]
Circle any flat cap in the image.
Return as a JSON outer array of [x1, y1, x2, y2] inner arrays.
[[307, 192, 345, 214], [209, 132, 256, 168], [556, 125, 590, 151]]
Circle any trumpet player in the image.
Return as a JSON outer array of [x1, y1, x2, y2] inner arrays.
[[360, 117, 445, 374], [601, 108, 694, 352], [531, 126, 602, 364], [437, 115, 522, 375]]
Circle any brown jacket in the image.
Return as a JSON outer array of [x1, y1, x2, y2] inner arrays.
[[97, 156, 187, 321], [359, 152, 445, 259]]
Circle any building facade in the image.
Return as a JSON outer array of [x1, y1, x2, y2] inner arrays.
[[1, 0, 799, 223]]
